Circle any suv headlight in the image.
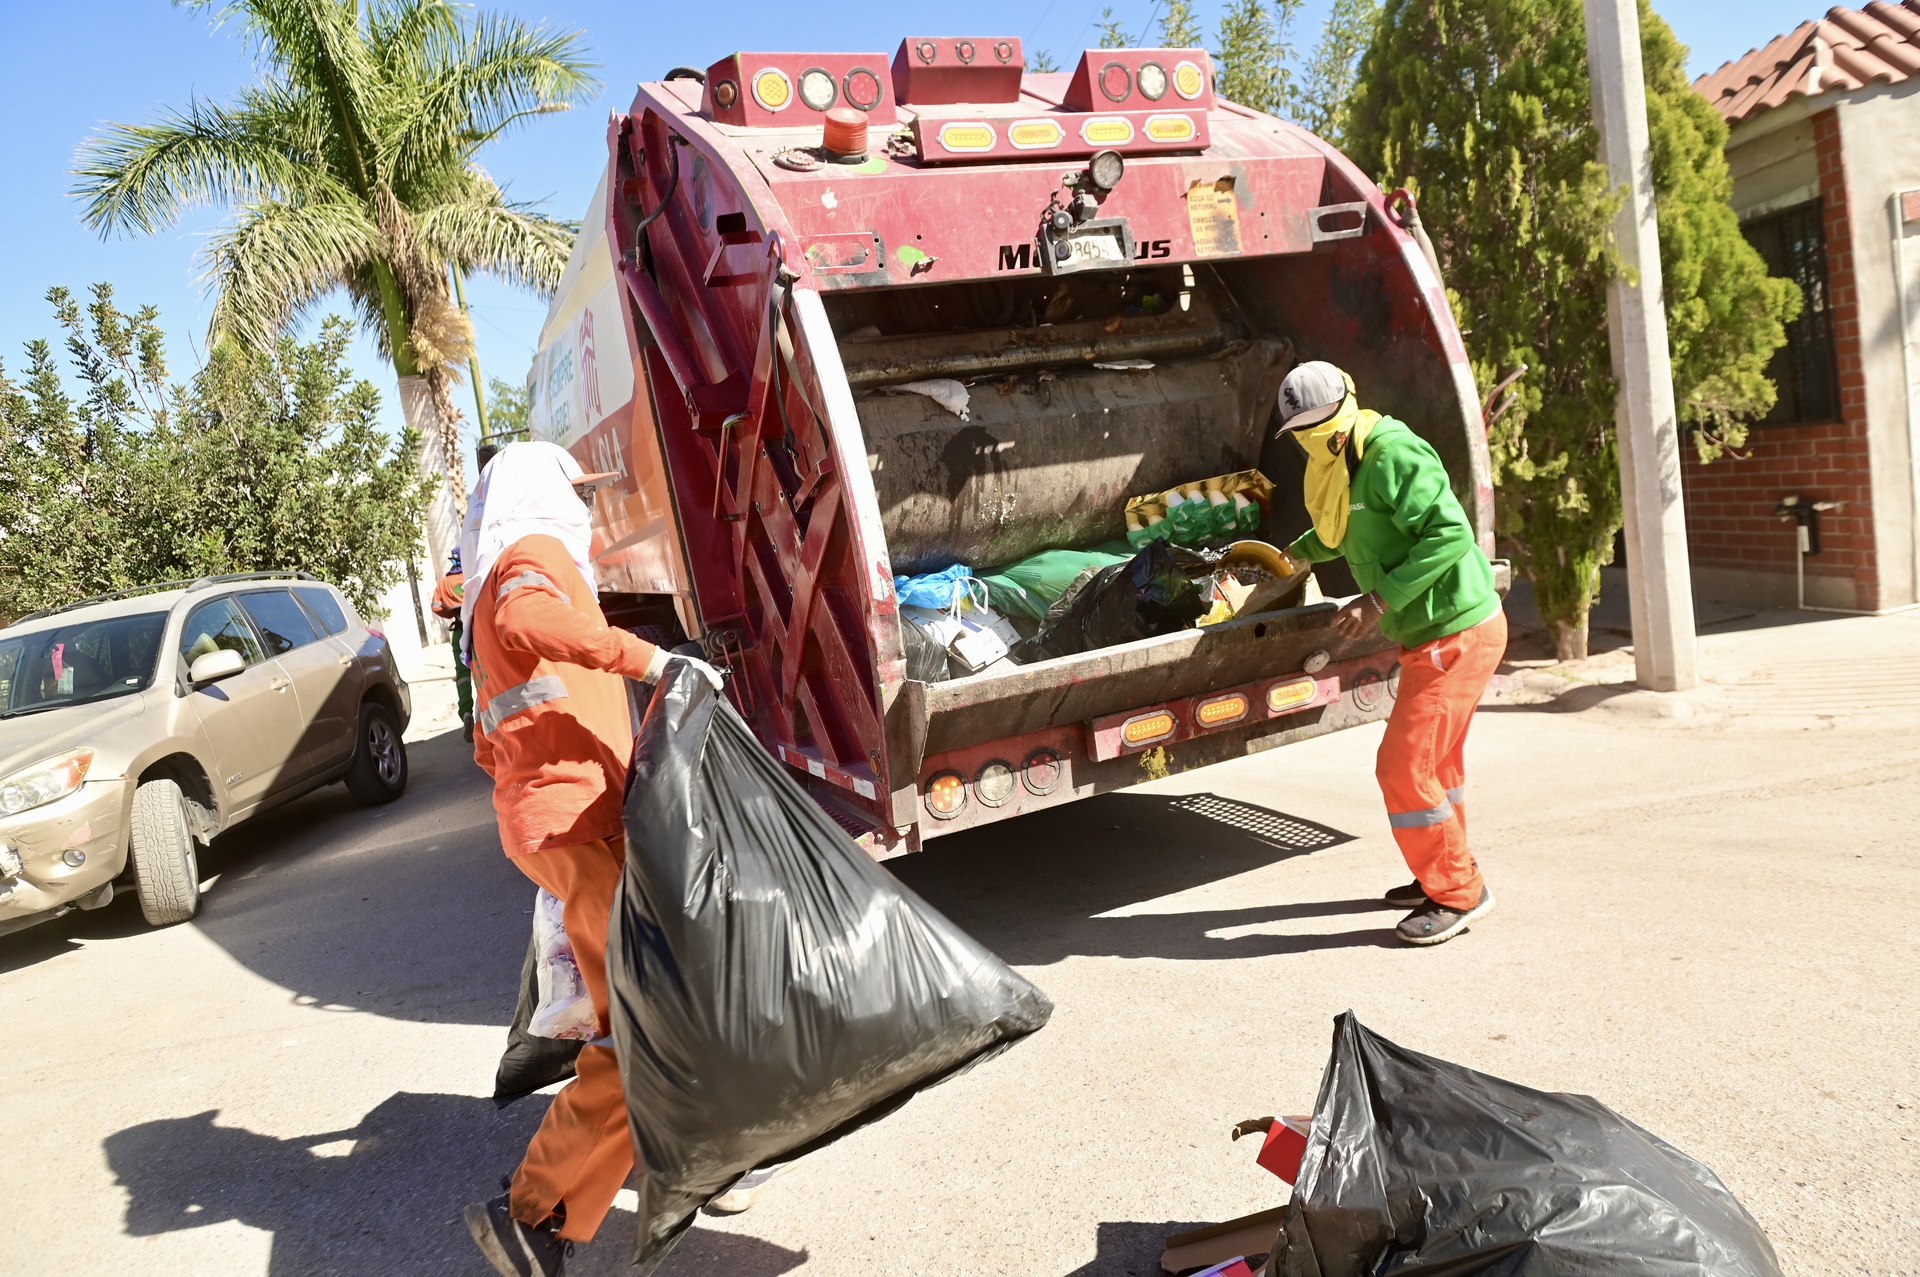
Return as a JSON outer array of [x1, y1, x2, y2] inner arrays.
[[0, 748, 95, 816]]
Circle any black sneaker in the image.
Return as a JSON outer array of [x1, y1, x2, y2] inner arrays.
[[1383, 879, 1429, 909], [464, 1193, 571, 1277], [1396, 886, 1496, 946]]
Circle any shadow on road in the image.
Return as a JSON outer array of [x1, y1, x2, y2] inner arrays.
[[1062, 1220, 1216, 1275], [103, 1090, 807, 1277], [891, 791, 1391, 964]]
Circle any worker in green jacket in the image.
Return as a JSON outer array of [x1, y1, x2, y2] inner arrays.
[[1276, 361, 1506, 945]]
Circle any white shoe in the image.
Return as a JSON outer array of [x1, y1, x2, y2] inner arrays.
[[704, 1163, 787, 1215]]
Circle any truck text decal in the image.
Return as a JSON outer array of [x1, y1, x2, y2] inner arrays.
[[997, 239, 1172, 270]]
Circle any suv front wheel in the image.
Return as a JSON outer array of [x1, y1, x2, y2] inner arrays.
[[345, 702, 408, 805], [128, 778, 202, 926]]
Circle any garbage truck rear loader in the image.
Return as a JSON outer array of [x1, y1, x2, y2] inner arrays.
[[523, 39, 1503, 852]]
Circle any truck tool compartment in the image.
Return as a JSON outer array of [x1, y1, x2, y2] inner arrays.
[[524, 40, 1498, 850]]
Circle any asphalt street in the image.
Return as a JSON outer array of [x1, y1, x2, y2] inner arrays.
[[2, 604, 1916, 1276]]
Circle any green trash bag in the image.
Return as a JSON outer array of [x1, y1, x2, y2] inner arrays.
[[979, 546, 1135, 620]]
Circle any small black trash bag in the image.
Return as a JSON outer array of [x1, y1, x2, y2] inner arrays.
[[1016, 539, 1205, 661], [492, 925, 583, 1107], [1273, 1012, 1783, 1277], [608, 663, 1054, 1272]]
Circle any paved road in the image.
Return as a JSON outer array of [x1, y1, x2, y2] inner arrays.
[[3, 608, 1916, 1276]]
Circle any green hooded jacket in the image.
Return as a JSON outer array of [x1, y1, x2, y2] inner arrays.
[[1286, 416, 1500, 648]]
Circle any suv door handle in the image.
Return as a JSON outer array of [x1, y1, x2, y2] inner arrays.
[[337, 654, 353, 666], [270, 677, 292, 691]]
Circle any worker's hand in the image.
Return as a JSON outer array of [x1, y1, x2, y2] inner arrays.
[[1333, 592, 1383, 638], [640, 648, 727, 690]]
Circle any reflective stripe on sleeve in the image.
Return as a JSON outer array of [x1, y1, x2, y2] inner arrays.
[[479, 674, 569, 734], [1445, 785, 1465, 805], [496, 569, 566, 600], [1388, 800, 1453, 829]]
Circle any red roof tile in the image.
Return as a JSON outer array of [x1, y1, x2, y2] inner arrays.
[[1693, 0, 1920, 124]]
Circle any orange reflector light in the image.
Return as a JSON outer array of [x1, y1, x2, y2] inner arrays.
[[1080, 116, 1135, 145], [753, 68, 792, 111], [1267, 679, 1318, 712], [925, 770, 967, 817], [1173, 60, 1205, 99], [1008, 119, 1065, 149], [1196, 693, 1249, 727], [938, 122, 997, 152], [1121, 710, 1176, 746], [1145, 113, 1196, 142]]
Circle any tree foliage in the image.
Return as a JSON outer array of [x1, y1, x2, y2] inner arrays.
[[1346, 0, 1796, 656], [70, 0, 597, 523], [1294, 0, 1381, 146], [1215, 0, 1302, 115], [1159, 0, 1206, 49], [0, 286, 426, 626], [1096, 6, 1133, 49]]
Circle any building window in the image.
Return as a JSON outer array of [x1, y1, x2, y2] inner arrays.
[[1742, 200, 1839, 426]]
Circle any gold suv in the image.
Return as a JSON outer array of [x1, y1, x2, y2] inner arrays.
[[0, 572, 412, 935]]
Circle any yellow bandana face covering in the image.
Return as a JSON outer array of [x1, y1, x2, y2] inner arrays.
[[1291, 376, 1379, 549]]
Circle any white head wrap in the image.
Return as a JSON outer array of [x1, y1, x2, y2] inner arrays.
[[458, 440, 596, 659]]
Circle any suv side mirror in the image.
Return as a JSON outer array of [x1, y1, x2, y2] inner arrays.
[[189, 648, 247, 686]]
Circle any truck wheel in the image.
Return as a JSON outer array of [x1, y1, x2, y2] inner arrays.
[[129, 778, 201, 926], [345, 702, 408, 805]]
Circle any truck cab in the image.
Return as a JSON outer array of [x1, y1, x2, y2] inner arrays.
[[522, 39, 1499, 851]]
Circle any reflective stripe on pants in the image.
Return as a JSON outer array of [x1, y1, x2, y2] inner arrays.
[[1377, 611, 1506, 911]]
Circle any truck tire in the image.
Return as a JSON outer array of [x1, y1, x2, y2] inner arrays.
[[345, 702, 408, 805], [129, 778, 201, 926]]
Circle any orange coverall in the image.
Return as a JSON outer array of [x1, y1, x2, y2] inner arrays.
[[470, 533, 659, 1243]]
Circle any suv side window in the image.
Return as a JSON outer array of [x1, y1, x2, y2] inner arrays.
[[180, 598, 267, 669], [238, 590, 322, 656], [294, 586, 350, 636]]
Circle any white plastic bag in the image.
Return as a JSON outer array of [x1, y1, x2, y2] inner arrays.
[[529, 889, 599, 1041]]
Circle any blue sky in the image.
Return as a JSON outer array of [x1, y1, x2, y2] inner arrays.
[[0, 0, 1823, 435]]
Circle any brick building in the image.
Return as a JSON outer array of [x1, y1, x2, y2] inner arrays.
[[1691, 2, 1920, 611]]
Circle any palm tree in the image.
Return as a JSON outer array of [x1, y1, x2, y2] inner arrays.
[[72, 0, 597, 571]]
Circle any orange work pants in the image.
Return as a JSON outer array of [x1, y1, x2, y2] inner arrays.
[[507, 835, 633, 1243], [1375, 611, 1507, 910]]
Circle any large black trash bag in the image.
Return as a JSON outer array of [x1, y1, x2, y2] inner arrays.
[[1016, 539, 1205, 662], [608, 664, 1054, 1272], [492, 925, 583, 1107], [1273, 1013, 1783, 1277]]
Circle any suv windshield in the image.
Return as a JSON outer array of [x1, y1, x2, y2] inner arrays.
[[0, 613, 168, 719]]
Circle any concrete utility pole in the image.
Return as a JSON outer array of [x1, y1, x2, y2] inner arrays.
[[1584, 0, 1700, 691]]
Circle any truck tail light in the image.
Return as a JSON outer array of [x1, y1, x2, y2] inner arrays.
[[1196, 692, 1249, 727], [1267, 679, 1317, 712], [925, 771, 967, 818], [1120, 710, 1176, 746], [974, 760, 1015, 807]]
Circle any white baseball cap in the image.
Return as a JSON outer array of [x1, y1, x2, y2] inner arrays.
[[1276, 361, 1350, 432]]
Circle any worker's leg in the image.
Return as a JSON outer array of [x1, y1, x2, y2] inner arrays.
[[1376, 613, 1506, 910], [505, 835, 634, 1243], [451, 620, 473, 722]]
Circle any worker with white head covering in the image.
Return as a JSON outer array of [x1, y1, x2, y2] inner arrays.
[[1274, 362, 1505, 947], [461, 440, 719, 1275]]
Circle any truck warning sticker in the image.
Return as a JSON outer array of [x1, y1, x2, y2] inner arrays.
[[1187, 177, 1242, 257]]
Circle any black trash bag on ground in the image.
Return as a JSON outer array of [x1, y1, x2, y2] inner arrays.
[[1273, 1012, 1783, 1277], [491, 926, 583, 1107], [609, 664, 1054, 1272], [1015, 539, 1205, 662]]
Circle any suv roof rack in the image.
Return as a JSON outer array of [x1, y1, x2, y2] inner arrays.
[[12, 571, 320, 626]]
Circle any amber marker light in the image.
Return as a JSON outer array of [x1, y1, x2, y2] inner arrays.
[[925, 771, 968, 817], [1196, 692, 1249, 727], [1008, 119, 1065, 149], [752, 67, 793, 111], [1267, 679, 1318, 712], [1080, 117, 1135, 145], [1121, 710, 1176, 746], [1173, 60, 1205, 99], [1145, 114, 1196, 142], [938, 122, 997, 152]]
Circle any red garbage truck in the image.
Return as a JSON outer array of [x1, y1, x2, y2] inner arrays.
[[521, 38, 1503, 852]]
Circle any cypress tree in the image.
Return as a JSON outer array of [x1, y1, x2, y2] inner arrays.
[[1346, 0, 1797, 658]]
